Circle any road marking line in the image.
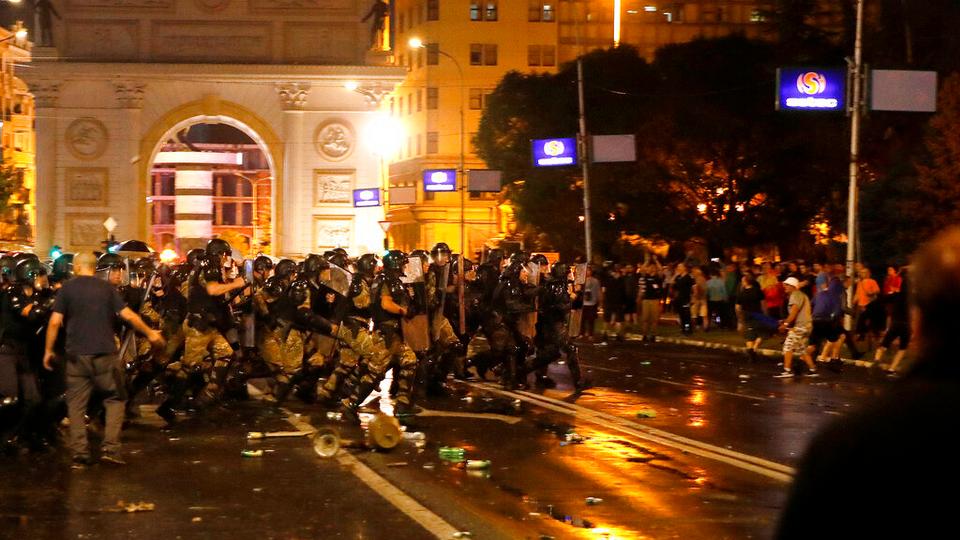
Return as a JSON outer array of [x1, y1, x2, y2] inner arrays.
[[467, 383, 794, 483], [418, 407, 522, 424], [644, 377, 768, 401], [581, 364, 623, 373], [511, 386, 794, 475], [281, 408, 460, 540]]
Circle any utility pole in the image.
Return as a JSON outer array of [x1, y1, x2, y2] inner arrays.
[[846, 0, 864, 329], [577, 56, 593, 263]]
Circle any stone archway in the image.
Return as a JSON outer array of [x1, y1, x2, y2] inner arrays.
[[137, 95, 285, 253]]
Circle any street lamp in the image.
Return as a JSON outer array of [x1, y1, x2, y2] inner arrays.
[[409, 36, 467, 256]]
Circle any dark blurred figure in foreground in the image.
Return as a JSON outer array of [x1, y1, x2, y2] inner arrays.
[[777, 228, 960, 538]]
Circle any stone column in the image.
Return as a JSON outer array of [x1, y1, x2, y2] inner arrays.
[[276, 82, 310, 256], [30, 81, 60, 255], [113, 81, 146, 239]]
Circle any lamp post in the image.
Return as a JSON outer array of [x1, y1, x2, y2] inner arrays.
[[409, 37, 466, 256]]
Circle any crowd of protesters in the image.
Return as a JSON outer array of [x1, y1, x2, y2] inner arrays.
[[570, 258, 911, 378]]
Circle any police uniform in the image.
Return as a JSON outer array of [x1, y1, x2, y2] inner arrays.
[[531, 264, 584, 389]]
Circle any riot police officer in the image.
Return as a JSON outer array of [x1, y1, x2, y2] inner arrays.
[[532, 262, 586, 391]]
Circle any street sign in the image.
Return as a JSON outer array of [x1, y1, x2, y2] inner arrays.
[[776, 67, 846, 111], [423, 169, 456, 192], [870, 69, 937, 112], [352, 188, 381, 208], [532, 137, 577, 167], [103, 217, 117, 233], [591, 134, 636, 163], [468, 169, 502, 192]]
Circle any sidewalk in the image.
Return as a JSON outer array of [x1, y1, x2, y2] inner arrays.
[[595, 319, 897, 371]]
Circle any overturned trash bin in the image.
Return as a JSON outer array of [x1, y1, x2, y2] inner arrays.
[[312, 428, 341, 458]]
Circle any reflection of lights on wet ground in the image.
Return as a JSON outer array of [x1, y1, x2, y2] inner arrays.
[[688, 389, 707, 406], [691, 376, 706, 387], [688, 417, 706, 428]]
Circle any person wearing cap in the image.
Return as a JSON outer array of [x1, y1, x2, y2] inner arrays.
[[774, 276, 818, 378]]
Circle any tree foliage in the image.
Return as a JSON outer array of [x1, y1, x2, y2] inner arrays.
[[476, 37, 847, 259]]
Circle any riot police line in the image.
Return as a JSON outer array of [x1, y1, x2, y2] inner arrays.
[[0, 238, 586, 454]]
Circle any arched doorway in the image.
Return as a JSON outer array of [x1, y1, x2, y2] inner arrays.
[[137, 98, 284, 255], [148, 123, 272, 257]]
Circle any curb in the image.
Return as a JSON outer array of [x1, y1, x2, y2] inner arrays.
[[635, 334, 882, 370]]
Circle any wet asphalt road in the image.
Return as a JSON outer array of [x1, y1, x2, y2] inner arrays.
[[0, 340, 891, 539]]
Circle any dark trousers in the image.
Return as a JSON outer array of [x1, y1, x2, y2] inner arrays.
[[678, 302, 693, 334], [65, 354, 125, 458], [582, 305, 599, 337]]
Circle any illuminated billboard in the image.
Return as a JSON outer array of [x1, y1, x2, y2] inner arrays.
[[777, 68, 846, 111], [532, 137, 577, 167]]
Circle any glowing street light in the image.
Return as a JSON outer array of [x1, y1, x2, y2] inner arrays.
[[408, 37, 424, 50], [343, 80, 359, 92]]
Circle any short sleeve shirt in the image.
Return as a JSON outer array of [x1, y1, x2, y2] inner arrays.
[[855, 278, 880, 307], [789, 290, 812, 330], [52, 276, 127, 356]]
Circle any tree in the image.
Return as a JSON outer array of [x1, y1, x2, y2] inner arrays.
[[0, 159, 21, 217]]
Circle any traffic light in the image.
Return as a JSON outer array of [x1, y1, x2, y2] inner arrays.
[[102, 235, 119, 254]]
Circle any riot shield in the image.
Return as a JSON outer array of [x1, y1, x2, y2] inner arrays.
[[526, 262, 541, 286], [574, 263, 587, 286], [400, 260, 430, 352], [321, 263, 353, 298], [241, 259, 256, 348]]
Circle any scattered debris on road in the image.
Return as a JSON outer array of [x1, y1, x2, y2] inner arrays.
[[636, 409, 657, 419], [240, 449, 264, 458]]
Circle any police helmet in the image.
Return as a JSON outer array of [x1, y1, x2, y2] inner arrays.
[[186, 248, 206, 267], [274, 259, 298, 281], [97, 253, 125, 272], [264, 276, 286, 298], [253, 255, 274, 274], [15, 258, 45, 284], [301, 254, 330, 278], [486, 248, 504, 265], [51, 253, 75, 283], [509, 250, 531, 266], [288, 280, 311, 306], [382, 250, 408, 273], [323, 250, 349, 269], [1, 255, 18, 282], [531, 254, 549, 266], [551, 262, 570, 280], [206, 238, 232, 259], [356, 253, 379, 278], [430, 242, 452, 256]]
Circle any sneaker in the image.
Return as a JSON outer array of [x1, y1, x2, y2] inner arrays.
[[100, 453, 127, 466], [804, 370, 819, 378], [71, 455, 95, 469], [773, 371, 794, 379]]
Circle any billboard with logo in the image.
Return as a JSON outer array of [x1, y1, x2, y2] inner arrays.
[[776, 67, 846, 111], [532, 137, 577, 167], [423, 169, 457, 192], [352, 188, 381, 207]]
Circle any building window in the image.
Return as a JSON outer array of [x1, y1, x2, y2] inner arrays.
[[417, 89, 423, 112], [469, 88, 483, 109], [527, 45, 556, 66], [427, 0, 439, 20], [399, 96, 404, 115], [529, 0, 554, 22], [417, 134, 422, 155], [427, 43, 439, 65], [750, 9, 765, 22], [157, 202, 175, 225], [427, 131, 439, 154], [427, 87, 439, 109], [470, 0, 497, 21], [470, 43, 497, 65]]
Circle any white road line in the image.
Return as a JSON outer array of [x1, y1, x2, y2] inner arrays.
[[281, 408, 461, 540], [467, 383, 794, 483], [644, 376, 768, 401], [581, 364, 623, 373], [418, 407, 522, 425]]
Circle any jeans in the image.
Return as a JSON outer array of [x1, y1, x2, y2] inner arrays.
[[65, 354, 125, 458]]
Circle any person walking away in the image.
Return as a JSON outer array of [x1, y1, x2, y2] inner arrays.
[[602, 266, 626, 341], [580, 266, 601, 341], [639, 261, 664, 343], [622, 264, 639, 328], [736, 274, 775, 362], [774, 277, 817, 378], [672, 264, 694, 335], [874, 268, 910, 376], [42, 253, 163, 467], [854, 267, 882, 351], [776, 228, 960, 539], [705, 270, 728, 331], [808, 272, 843, 365]]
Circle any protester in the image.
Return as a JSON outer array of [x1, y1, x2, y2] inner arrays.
[[672, 263, 694, 334], [691, 267, 708, 331], [43, 253, 163, 467], [774, 277, 817, 378], [638, 261, 664, 343], [705, 270, 728, 330], [776, 229, 959, 539], [580, 266, 601, 341], [602, 265, 627, 342], [735, 273, 774, 362], [874, 268, 910, 376]]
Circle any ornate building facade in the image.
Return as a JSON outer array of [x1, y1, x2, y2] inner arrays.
[[0, 22, 34, 248], [20, 0, 404, 257]]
